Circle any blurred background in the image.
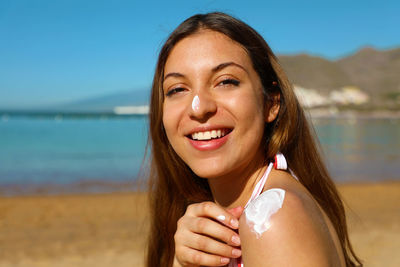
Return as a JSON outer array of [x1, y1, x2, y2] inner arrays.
[[0, 0, 399, 266]]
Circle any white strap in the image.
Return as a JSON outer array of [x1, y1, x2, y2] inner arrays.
[[244, 163, 273, 208]]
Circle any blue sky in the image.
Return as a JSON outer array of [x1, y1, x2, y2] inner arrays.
[[0, 0, 399, 109]]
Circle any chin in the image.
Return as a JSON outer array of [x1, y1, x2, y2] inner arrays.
[[194, 171, 222, 179], [188, 160, 231, 179]]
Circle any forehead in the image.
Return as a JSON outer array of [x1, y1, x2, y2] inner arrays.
[[164, 30, 252, 73]]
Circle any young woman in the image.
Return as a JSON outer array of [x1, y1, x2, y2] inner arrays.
[[146, 12, 362, 267]]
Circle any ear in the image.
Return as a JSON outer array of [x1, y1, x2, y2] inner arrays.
[[265, 93, 280, 123]]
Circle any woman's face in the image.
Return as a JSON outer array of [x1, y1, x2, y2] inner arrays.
[[162, 30, 276, 179]]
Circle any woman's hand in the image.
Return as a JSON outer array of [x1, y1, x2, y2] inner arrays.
[[174, 202, 243, 267]]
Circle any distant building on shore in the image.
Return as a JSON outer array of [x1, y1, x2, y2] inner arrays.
[[113, 105, 149, 115], [329, 86, 370, 105], [294, 86, 330, 108], [294, 85, 370, 108]]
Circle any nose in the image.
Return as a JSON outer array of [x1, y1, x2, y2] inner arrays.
[[188, 92, 217, 120]]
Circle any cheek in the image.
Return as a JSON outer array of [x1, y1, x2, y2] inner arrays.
[[162, 108, 175, 141], [162, 101, 185, 142], [227, 93, 265, 126]]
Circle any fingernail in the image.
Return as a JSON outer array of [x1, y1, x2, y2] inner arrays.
[[221, 257, 230, 264], [232, 248, 242, 257], [230, 218, 239, 228], [231, 235, 241, 245], [217, 215, 226, 222]]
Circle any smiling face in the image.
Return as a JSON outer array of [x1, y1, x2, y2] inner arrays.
[[162, 30, 277, 179]]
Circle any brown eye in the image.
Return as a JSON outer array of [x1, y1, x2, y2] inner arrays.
[[166, 87, 186, 97], [218, 79, 240, 86]]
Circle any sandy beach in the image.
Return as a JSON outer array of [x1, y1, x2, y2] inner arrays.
[[0, 182, 399, 267]]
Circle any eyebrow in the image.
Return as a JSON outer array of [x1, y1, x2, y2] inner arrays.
[[163, 61, 248, 82], [163, 72, 184, 81], [211, 61, 248, 74]]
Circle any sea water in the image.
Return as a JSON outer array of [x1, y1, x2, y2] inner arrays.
[[0, 116, 147, 187], [314, 117, 400, 182], [0, 115, 399, 194]]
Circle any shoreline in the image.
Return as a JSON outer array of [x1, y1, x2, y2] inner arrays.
[[1, 178, 399, 197], [0, 179, 148, 197], [307, 108, 400, 119], [0, 181, 399, 267]]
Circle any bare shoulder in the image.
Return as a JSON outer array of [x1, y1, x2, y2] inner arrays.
[[238, 169, 344, 267]]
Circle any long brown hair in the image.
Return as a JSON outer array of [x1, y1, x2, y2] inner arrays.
[[146, 12, 361, 267]]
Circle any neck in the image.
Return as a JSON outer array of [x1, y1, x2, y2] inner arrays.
[[207, 154, 268, 209]]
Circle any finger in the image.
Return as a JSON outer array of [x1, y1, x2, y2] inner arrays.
[[186, 202, 240, 229], [177, 246, 231, 267], [185, 232, 242, 259], [227, 206, 244, 219], [186, 217, 241, 246]]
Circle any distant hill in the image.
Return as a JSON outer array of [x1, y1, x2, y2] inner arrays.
[[278, 54, 352, 92], [278, 46, 400, 104], [48, 88, 150, 112], [337, 47, 400, 98]]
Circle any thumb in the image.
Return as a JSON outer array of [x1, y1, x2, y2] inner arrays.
[[227, 206, 244, 219]]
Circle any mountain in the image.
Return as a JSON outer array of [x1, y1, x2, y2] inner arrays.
[[48, 88, 150, 113], [337, 47, 400, 98], [278, 54, 352, 93], [278, 46, 400, 104]]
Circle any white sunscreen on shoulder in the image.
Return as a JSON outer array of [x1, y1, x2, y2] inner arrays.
[[244, 188, 286, 238], [192, 95, 200, 111]]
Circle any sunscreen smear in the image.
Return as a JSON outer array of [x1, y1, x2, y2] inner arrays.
[[244, 188, 285, 238]]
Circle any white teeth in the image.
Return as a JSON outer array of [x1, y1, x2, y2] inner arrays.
[[198, 132, 204, 140], [191, 129, 228, 140]]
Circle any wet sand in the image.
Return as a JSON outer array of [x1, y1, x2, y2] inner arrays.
[[0, 182, 399, 267]]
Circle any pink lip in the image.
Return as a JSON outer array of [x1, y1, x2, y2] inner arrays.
[[187, 132, 230, 151]]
